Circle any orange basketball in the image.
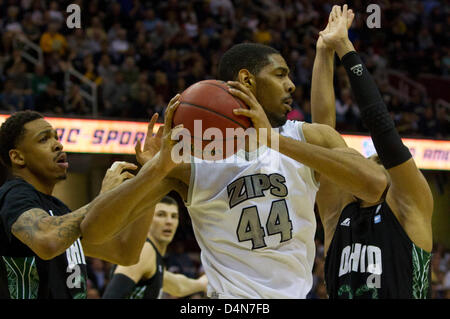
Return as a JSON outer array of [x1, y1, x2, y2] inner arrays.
[[173, 80, 252, 159]]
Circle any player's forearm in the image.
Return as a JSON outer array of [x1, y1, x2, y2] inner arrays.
[[278, 135, 387, 202], [80, 156, 168, 244], [115, 177, 175, 233], [165, 274, 206, 297], [311, 48, 336, 127], [337, 41, 412, 170]]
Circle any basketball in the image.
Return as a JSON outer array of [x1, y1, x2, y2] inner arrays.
[[173, 79, 252, 159]]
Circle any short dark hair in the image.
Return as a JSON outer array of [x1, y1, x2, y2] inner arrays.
[[218, 43, 280, 81], [0, 111, 43, 167], [159, 196, 178, 208]]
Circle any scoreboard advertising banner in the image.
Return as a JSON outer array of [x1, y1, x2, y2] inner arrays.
[[1, 114, 449, 171]]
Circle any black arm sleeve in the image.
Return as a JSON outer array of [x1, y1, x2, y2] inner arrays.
[[102, 273, 137, 299], [341, 51, 412, 169]]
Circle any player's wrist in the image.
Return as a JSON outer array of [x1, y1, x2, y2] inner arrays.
[[316, 45, 334, 55], [335, 39, 355, 59]]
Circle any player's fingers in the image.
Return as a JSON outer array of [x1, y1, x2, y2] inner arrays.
[[336, 5, 342, 18], [328, 9, 334, 23], [110, 161, 138, 172], [343, 4, 348, 18], [331, 5, 339, 19], [168, 93, 181, 107], [120, 171, 135, 180], [163, 100, 180, 135], [233, 108, 253, 118], [228, 88, 258, 111], [135, 139, 142, 154], [147, 113, 159, 135], [117, 162, 138, 172], [109, 161, 126, 172], [156, 125, 164, 138], [348, 10, 355, 28], [227, 81, 255, 99]]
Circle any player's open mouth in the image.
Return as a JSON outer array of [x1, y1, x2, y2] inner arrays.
[[55, 153, 69, 169], [162, 230, 173, 236]]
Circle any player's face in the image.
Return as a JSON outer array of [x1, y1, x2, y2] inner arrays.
[[150, 203, 179, 244], [14, 119, 68, 183], [254, 54, 295, 127]]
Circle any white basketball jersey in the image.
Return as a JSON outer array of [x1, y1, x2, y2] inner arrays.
[[185, 120, 318, 298]]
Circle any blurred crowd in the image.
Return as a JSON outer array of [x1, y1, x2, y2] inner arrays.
[[0, 0, 449, 299], [0, 0, 449, 137]]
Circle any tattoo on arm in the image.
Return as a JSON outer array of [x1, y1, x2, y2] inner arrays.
[[12, 205, 91, 255]]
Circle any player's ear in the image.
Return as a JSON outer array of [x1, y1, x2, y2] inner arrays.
[[237, 69, 256, 89], [9, 149, 25, 167]]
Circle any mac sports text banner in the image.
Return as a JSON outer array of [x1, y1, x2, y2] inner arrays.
[[0, 114, 448, 171]]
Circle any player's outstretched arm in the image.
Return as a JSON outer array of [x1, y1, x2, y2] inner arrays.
[[102, 240, 156, 298], [82, 179, 181, 265], [322, 5, 433, 251], [163, 272, 208, 298], [80, 97, 182, 245], [311, 5, 354, 127]]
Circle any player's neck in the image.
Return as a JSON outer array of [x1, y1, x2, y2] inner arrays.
[[12, 169, 55, 195], [148, 234, 168, 255]]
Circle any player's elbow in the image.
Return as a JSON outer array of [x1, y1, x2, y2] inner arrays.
[[35, 239, 67, 260], [117, 251, 140, 266], [114, 241, 141, 266]]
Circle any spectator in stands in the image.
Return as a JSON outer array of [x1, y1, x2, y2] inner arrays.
[[102, 71, 129, 117], [66, 84, 89, 116], [46, 1, 65, 25], [33, 80, 63, 114], [142, 8, 161, 33], [21, 12, 41, 43], [109, 28, 129, 64], [253, 21, 272, 45], [121, 56, 139, 85], [6, 60, 33, 109], [31, 64, 51, 99], [97, 54, 117, 87], [0, 79, 23, 111], [128, 89, 155, 120], [39, 21, 67, 56]]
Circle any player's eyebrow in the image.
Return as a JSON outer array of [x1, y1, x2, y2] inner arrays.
[[35, 129, 56, 139], [273, 66, 290, 74]]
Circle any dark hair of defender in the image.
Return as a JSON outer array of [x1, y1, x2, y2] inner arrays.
[[0, 110, 44, 167]]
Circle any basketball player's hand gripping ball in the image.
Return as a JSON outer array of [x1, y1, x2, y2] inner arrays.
[[159, 95, 184, 172], [228, 81, 275, 146]]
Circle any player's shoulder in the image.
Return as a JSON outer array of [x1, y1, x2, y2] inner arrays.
[[301, 122, 344, 148], [0, 178, 39, 204]]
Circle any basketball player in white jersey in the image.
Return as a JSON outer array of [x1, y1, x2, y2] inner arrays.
[[137, 43, 388, 298]]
